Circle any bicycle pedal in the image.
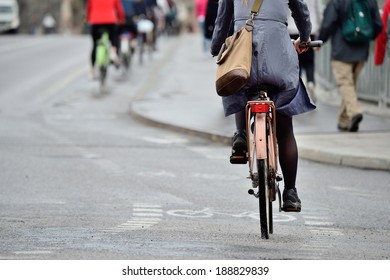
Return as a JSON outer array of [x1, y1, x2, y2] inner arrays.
[[230, 155, 248, 164]]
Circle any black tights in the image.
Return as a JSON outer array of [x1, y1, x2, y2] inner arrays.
[[235, 110, 297, 190]]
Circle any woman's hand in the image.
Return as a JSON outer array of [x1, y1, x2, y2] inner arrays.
[[294, 37, 311, 54]]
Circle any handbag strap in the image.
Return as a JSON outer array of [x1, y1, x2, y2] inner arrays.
[[251, 0, 263, 16], [247, 0, 263, 25]]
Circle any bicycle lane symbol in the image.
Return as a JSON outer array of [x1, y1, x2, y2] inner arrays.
[[166, 208, 296, 222]]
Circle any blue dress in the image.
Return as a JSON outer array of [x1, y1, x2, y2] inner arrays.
[[211, 0, 316, 117]]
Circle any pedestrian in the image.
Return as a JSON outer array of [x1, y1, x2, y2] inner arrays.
[[195, 0, 208, 53], [86, 0, 125, 78], [374, 0, 390, 65], [318, 0, 383, 132], [163, 0, 179, 35], [204, 0, 218, 42], [211, 0, 314, 212], [287, 0, 323, 102], [204, 0, 234, 44]]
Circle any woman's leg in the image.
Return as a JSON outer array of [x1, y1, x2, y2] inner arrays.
[[275, 113, 297, 190], [235, 109, 246, 133], [106, 24, 120, 64], [230, 109, 247, 163], [107, 24, 119, 51], [91, 25, 100, 67], [276, 112, 301, 211]]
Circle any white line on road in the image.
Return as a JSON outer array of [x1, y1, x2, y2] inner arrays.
[[101, 203, 163, 233], [132, 213, 163, 217], [132, 208, 163, 212]]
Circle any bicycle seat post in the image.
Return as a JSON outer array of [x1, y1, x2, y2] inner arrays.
[[259, 90, 268, 101]]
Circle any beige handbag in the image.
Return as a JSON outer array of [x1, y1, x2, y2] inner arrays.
[[215, 0, 263, 97]]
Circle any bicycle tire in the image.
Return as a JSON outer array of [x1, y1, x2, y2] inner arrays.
[[257, 158, 270, 239], [267, 119, 274, 235], [99, 66, 107, 88]]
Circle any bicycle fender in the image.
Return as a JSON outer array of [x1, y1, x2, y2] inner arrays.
[[255, 113, 267, 160]]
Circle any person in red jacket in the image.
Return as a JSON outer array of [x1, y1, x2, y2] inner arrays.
[[375, 0, 390, 66], [86, 0, 125, 77]]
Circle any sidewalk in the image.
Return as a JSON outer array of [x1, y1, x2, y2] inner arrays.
[[129, 33, 390, 171]]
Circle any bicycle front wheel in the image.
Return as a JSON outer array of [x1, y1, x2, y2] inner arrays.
[[257, 158, 271, 239]]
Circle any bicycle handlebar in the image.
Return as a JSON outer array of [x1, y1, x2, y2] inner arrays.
[[291, 39, 323, 48], [305, 40, 323, 48]]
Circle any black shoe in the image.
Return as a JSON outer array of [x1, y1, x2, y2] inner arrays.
[[282, 188, 301, 212], [230, 131, 247, 164], [348, 113, 363, 132]]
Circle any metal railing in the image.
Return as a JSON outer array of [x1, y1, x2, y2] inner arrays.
[[315, 42, 390, 108]]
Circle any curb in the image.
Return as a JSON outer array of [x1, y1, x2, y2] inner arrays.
[[129, 105, 231, 146], [297, 143, 390, 171], [130, 105, 390, 171]]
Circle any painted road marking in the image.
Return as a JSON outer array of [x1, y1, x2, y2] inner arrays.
[[294, 207, 344, 259], [102, 203, 163, 233], [102, 204, 301, 234], [166, 207, 296, 222]]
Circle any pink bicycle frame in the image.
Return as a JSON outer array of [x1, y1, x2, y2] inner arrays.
[[245, 100, 278, 176]]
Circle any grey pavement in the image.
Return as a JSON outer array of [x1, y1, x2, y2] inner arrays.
[[129, 33, 390, 171]]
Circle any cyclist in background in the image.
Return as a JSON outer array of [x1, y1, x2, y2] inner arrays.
[[130, 0, 156, 62], [144, 0, 160, 50], [86, 0, 125, 78], [120, 0, 139, 52]]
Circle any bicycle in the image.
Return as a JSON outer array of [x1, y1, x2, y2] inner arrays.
[[119, 30, 136, 74], [136, 17, 154, 64], [243, 89, 279, 239], [95, 31, 110, 89], [231, 40, 323, 239]]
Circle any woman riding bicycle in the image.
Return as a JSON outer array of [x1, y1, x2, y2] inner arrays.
[[211, 0, 314, 212], [86, 0, 125, 78]]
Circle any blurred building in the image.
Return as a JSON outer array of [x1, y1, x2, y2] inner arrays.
[[16, 0, 84, 34], [15, 1, 386, 35], [15, 0, 196, 35]]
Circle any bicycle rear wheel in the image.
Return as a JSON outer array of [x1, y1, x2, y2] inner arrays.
[[257, 158, 271, 239]]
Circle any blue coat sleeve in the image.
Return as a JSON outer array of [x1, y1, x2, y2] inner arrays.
[[289, 0, 312, 41]]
